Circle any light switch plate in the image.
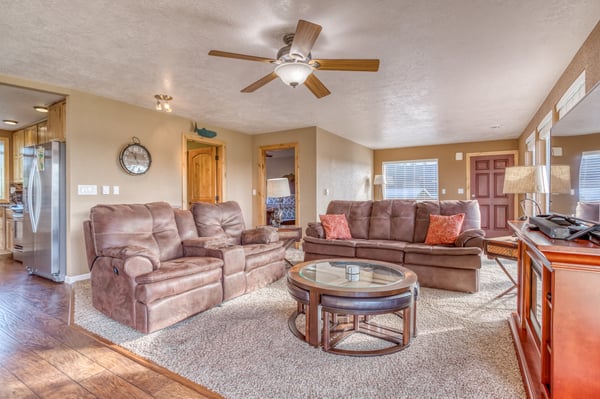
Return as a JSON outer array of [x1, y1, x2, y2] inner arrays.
[[113, 186, 120, 195], [102, 185, 110, 195], [458, 188, 465, 194], [77, 185, 97, 195]]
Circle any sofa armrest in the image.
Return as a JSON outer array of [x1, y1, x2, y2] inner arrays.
[[454, 229, 485, 248], [99, 245, 160, 269], [306, 222, 325, 239], [241, 226, 278, 244]]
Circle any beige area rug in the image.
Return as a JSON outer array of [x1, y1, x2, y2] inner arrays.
[[73, 256, 525, 399]]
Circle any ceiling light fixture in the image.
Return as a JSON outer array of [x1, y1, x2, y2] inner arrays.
[[3, 119, 18, 125], [274, 62, 313, 87], [154, 94, 173, 112], [33, 105, 49, 113]]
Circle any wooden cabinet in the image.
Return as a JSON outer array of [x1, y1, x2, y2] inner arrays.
[[24, 125, 37, 147], [509, 221, 600, 398], [47, 100, 66, 142], [5, 210, 13, 253], [12, 129, 24, 183], [36, 120, 48, 144]]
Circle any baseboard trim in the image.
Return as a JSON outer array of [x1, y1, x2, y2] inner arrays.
[[65, 273, 90, 284]]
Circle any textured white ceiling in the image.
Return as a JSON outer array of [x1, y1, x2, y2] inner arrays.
[[0, 1, 598, 149]]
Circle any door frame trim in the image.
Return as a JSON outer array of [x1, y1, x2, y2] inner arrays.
[[258, 143, 299, 226], [465, 149, 519, 219], [181, 133, 226, 209]]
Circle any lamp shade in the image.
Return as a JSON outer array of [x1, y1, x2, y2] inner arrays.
[[550, 165, 572, 194], [373, 174, 386, 185], [274, 62, 313, 87], [267, 178, 291, 198], [503, 165, 549, 194]]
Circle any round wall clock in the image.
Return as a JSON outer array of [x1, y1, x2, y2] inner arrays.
[[119, 137, 151, 175]]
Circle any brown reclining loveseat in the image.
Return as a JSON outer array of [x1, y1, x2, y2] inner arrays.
[[83, 201, 285, 333]]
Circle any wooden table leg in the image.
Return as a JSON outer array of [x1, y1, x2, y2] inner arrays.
[[307, 290, 320, 347]]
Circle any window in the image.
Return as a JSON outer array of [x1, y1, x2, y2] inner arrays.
[[557, 71, 586, 120], [383, 159, 438, 200], [579, 151, 600, 201]]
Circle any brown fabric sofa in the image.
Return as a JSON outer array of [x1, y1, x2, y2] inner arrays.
[[83, 201, 285, 333], [303, 200, 485, 293]]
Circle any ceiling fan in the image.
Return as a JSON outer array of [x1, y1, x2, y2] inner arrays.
[[208, 20, 380, 99]]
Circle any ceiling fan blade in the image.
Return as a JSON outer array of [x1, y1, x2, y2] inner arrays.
[[241, 72, 278, 93], [311, 59, 380, 72], [290, 20, 322, 59], [304, 74, 331, 99], [208, 50, 275, 63]]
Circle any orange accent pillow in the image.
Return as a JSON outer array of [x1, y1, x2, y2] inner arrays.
[[319, 214, 352, 240], [424, 213, 465, 245]]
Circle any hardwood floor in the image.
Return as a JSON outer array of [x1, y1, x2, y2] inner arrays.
[[0, 257, 222, 399]]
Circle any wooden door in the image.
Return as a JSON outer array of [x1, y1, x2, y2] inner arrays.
[[470, 154, 515, 237], [187, 147, 217, 206]]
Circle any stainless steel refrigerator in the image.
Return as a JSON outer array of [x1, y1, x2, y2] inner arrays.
[[22, 141, 66, 282]]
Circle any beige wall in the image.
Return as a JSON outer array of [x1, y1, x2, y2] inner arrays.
[[251, 127, 317, 228], [374, 139, 519, 200], [515, 21, 600, 214], [551, 133, 600, 215], [0, 74, 253, 278], [316, 127, 373, 215]]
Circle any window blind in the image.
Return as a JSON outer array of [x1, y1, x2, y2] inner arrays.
[[557, 71, 586, 120], [579, 151, 600, 201], [383, 159, 439, 200]]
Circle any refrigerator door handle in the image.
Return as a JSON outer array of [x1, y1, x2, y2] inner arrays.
[[27, 158, 41, 233]]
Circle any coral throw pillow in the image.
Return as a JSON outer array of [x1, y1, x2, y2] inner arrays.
[[424, 213, 465, 245], [319, 214, 352, 240]]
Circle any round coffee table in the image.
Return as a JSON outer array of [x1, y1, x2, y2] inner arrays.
[[287, 258, 418, 356]]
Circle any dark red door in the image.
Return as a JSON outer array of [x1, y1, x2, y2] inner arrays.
[[470, 154, 515, 238]]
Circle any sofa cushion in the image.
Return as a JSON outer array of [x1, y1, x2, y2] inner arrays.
[[413, 201, 440, 243], [320, 214, 352, 239], [135, 257, 223, 304], [173, 209, 199, 241], [355, 240, 407, 264], [368, 200, 416, 242], [192, 201, 245, 245], [135, 257, 223, 284], [90, 203, 161, 262], [326, 200, 373, 239], [440, 200, 481, 231], [146, 202, 184, 261], [424, 213, 465, 245], [302, 236, 360, 258]]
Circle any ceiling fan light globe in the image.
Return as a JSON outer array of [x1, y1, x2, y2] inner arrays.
[[274, 62, 313, 87]]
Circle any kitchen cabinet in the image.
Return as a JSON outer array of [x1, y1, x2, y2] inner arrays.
[[46, 100, 66, 142], [24, 125, 37, 147], [5, 209, 12, 253], [12, 129, 24, 183], [36, 120, 48, 144]]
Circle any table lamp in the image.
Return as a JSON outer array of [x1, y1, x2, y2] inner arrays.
[[502, 165, 548, 219]]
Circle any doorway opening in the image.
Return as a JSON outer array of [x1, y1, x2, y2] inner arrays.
[[182, 134, 224, 209], [258, 143, 299, 226], [466, 150, 518, 237]]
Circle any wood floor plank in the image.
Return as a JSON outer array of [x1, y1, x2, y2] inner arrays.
[[80, 370, 154, 399], [4, 349, 96, 399], [0, 365, 38, 399], [0, 258, 218, 399]]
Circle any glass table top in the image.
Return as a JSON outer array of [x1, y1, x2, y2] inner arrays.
[[298, 260, 405, 288]]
